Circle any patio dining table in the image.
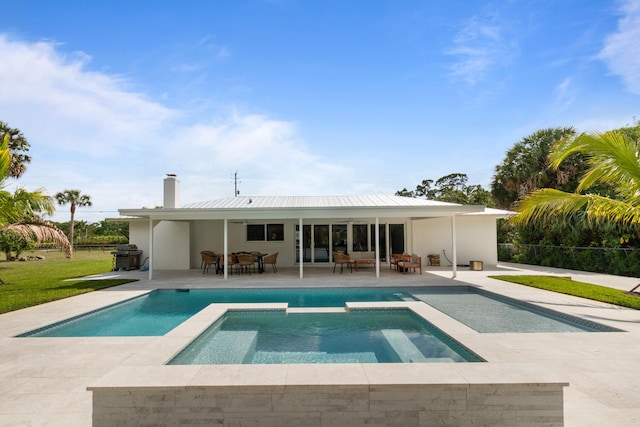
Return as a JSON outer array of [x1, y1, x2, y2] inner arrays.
[[232, 252, 267, 273]]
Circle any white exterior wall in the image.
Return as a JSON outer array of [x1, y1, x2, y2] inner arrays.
[[128, 221, 150, 267], [190, 220, 298, 268], [154, 221, 191, 270], [412, 216, 498, 266], [131, 215, 498, 270]]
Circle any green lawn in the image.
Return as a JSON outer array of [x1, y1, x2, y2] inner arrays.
[[490, 275, 640, 310], [0, 250, 136, 314]]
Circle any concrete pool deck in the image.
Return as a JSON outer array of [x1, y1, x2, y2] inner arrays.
[[0, 263, 638, 426]]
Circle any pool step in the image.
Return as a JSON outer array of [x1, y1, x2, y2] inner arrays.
[[381, 329, 430, 363], [251, 351, 378, 364], [189, 330, 258, 364]]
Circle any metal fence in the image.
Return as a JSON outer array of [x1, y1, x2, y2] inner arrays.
[[498, 243, 640, 277]]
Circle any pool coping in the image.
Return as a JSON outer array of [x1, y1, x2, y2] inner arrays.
[[2, 264, 639, 426], [88, 301, 569, 426]]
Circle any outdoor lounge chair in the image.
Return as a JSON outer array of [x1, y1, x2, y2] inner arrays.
[[332, 252, 352, 273], [262, 252, 278, 273]]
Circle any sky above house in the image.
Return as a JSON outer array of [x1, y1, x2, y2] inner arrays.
[[1, 0, 639, 223]]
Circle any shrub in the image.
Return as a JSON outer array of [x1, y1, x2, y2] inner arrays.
[[0, 230, 35, 260]]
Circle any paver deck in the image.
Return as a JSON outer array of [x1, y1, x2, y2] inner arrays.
[[0, 263, 638, 426]]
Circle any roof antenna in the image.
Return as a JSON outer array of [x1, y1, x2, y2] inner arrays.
[[234, 171, 241, 197]]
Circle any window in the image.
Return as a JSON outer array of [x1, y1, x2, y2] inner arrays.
[[352, 224, 368, 252], [247, 224, 284, 241], [266, 224, 284, 241], [247, 224, 265, 241]]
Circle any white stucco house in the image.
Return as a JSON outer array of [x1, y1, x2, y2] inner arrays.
[[116, 176, 512, 279]]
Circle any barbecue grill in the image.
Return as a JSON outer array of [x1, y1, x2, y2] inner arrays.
[[111, 244, 143, 271]]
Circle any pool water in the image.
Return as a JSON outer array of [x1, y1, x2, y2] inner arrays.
[[413, 288, 619, 333], [168, 309, 484, 364], [18, 288, 419, 337], [17, 286, 620, 337]]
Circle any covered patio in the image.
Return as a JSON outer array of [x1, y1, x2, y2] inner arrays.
[[117, 176, 511, 281]]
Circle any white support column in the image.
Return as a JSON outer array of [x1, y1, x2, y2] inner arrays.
[[299, 218, 304, 279], [148, 219, 154, 280], [223, 219, 228, 279], [385, 223, 390, 265], [375, 217, 380, 279], [451, 215, 457, 279]]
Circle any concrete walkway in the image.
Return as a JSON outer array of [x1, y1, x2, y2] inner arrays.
[[0, 263, 638, 426]]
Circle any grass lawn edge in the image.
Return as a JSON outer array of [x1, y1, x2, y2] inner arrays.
[[489, 275, 640, 310]]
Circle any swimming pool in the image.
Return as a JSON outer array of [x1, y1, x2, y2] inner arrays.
[[168, 309, 484, 364], [17, 286, 620, 337]]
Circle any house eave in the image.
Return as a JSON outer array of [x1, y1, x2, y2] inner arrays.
[[118, 204, 485, 221]]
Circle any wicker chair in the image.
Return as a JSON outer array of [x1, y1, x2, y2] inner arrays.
[[236, 253, 256, 274], [332, 252, 352, 273], [218, 254, 238, 275], [201, 251, 218, 274], [200, 250, 216, 270], [262, 252, 278, 273]]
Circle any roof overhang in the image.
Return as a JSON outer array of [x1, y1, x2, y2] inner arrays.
[[118, 204, 485, 221]]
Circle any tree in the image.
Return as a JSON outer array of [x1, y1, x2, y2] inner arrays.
[[95, 220, 129, 239], [396, 173, 495, 206], [491, 127, 581, 208], [513, 130, 640, 230], [55, 190, 92, 257], [0, 132, 55, 224], [0, 129, 70, 262], [0, 221, 69, 260], [0, 228, 34, 260], [0, 121, 31, 179]]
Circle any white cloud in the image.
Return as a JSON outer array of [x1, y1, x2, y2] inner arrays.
[[0, 35, 178, 157], [0, 35, 355, 222], [599, 0, 640, 94], [445, 15, 515, 85], [554, 77, 576, 109], [167, 111, 352, 200]]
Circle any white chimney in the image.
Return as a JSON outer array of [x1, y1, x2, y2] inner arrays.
[[163, 174, 180, 208]]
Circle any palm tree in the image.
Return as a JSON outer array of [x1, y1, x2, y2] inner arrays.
[[0, 134, 70, 266], [55, 189, 92, 258], [0, 120, 31, 179], [0, 133, 55, 224], [491, 127, 580, 208], [513, 130, 640, 227]]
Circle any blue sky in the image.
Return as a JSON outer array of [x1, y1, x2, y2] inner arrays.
[[1, 0, 639, 222]]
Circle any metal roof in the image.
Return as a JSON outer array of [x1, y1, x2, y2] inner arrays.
[[182, 195, 459, 209], [117, 195, 506, 221]]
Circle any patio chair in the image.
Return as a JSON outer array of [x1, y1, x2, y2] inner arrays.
[[218, 254, 238, 275], [201, 252, 218, 274], [200, 250, 216, 269], [390, 253, 403, 271], [236, 253, 256, 274], [262, 252, 278, 273], [332, 252, 352, 273], [397, 254, 422, 274]]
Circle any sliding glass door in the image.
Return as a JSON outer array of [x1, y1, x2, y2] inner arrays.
[[297, 223, 403, 264], [314, 225, 329, 262]]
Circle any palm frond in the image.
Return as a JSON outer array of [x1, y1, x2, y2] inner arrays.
[[513, 188, 640, 226], [551, 132, 640, 194], [0, 187, 54, 224], [0, 134, 11, 186], [0, 221, 71, 258]]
